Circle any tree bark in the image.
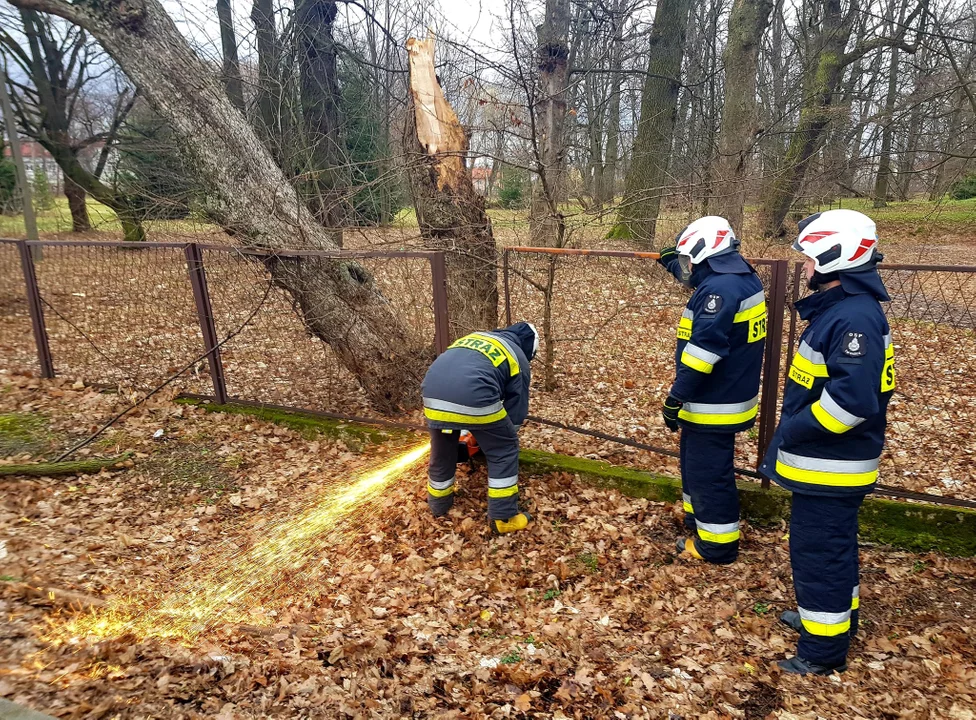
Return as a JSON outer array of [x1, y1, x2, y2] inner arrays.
[[404, 36, 498, 338], [873, 1, 907, 208], [295, 0, 347, 242], [612, 0, 692, 248], [7, 0, 430, 412], [216, 0, 245, 112], [599, 0, 624, 209], [63, 176, 90, 231], [709, 0, 775, 234], [251, 0, 288, 167], [531, 0, 571, 246]]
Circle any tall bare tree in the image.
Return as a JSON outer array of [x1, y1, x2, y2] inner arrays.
[[710, 0, 775, 234], [612, 0, 693, 248]]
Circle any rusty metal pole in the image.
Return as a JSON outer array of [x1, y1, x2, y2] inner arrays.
[[503, 249, 512, 325], [16, 240, 54, 378], [756, 260, 788, 483], [184, 243, 228, 404], [1, 69, 40, 257], [786, 261, 803, 363], [430, 251, 450, 354]]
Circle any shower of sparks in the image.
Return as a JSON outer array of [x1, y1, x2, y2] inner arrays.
[[51, 441, 431, 644]]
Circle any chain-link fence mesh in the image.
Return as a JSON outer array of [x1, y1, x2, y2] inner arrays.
[[786, 264, 976, 501], [3, 239, 976, 505], [0, 241, 35, 377], [29, 243, 211, 393], [202, 248, 437, 415], [502, 251, 788, 478]]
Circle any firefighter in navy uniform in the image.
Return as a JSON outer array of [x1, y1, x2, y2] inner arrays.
[[421, 322, 539, 535], [657, 216, 766, 565], [759, 209, 895, 676]]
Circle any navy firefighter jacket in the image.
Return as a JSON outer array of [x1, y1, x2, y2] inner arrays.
[[662, 252, 766, 433], [421, 323, 534, 431], [759, 269, 894, 497]]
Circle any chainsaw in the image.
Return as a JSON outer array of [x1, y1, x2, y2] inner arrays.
[[456, 429, 481, 463]]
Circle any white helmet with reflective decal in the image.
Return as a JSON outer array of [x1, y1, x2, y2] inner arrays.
[[527, 322, 539, 359], [675, 216, 737, 265], [793, 209, 879, 273]]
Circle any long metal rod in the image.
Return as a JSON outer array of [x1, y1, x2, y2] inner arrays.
[[0, 70, 38, 246], [502, 249, 512, 325], [756, 259, 788, 482], [184, 243, 228, 404], [430, 251, 450, 354], [16, 240, 54, 378]]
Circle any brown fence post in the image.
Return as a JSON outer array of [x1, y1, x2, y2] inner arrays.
[[757, 259, 788, 483], [17, 240, 54, 378], [430, 251, 450, 354], [786, 261, 803, 363], [184, 243, 228, 404], [503, 249, 512, 325]]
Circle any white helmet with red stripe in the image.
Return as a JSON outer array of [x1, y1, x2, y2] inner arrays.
[[675, 216, 737, 265], [793, 209, 879, 273]]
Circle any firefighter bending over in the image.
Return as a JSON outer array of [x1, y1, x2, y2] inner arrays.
[[421, 322, 539, 535]]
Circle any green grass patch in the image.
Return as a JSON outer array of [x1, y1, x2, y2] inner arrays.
[[499, 650, 522, 665], [0, 413, 52, 458]]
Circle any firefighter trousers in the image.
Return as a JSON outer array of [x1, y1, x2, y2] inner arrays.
[[427, 421, 520, 520], [680, 428, 740, 564], [790, 492, 863, 668]]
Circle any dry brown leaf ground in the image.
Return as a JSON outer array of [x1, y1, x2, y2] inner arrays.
[[1, 375, 975, 720]]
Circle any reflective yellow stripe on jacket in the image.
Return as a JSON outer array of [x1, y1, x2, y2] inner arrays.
[[775, 450, 879, 487]]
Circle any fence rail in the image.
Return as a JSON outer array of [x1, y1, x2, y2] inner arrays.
[[2, 238, 975, 511]]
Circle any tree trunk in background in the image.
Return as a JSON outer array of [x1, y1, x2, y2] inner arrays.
[[930, 92, 964, 200], [758, 0, 852, 238], [872, 44, 899, 208], [600, 0, 624, 209], [63, 176, 90, 232], [404, 36, 498, 337], [710, 0, 774, 235], [216, 0, 245, 112], [7, 0, 430, 412], [295, 0, 347, 244], [873, 1, 906, 208], [531, 0, 571, 246], [612, 0, 692, 249], [251, 0, 288, 167]]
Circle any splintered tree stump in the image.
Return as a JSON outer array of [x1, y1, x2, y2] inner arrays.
[[405, 34, 498, 338]]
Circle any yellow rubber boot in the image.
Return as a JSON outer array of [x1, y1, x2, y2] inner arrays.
[[492, 512, 532, 535], [676, 536, 704, 560]]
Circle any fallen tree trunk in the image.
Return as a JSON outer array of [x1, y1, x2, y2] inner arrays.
[[0, 453, 132, 477], [404, 35, 498, 337], [7, 0, 429, 412]]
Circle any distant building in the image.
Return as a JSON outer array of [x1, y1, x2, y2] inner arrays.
[[3, 138, 62, 192], [471, 166, 492, 196]]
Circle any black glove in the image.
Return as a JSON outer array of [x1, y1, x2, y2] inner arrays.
[[657, 245, 678, 268], [662, 395, 682, 432]]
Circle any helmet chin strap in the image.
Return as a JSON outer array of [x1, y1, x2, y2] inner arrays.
[[808, 270, 840, 292]]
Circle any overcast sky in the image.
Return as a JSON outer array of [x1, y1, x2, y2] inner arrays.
[[161, 0, 505, 62]]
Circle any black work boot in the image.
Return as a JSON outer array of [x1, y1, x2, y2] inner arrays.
[[780, 610, 802, 633], [777, 656, 847, 676]]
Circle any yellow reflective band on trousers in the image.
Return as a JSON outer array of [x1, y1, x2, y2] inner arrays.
[[678, 396, 758, 426], [851, 585, 860, 610], [799, 608, 851, 637], [427, 483, 455, 498], [776, 451, 879, 487], [488, 484, 519, 498], [696, 521, 740, 544], [682, 492, 694, 513]]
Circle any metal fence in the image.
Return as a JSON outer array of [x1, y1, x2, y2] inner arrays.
[[2, 238, 974, 510]]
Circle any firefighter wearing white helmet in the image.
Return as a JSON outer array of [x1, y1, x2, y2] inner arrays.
[[759, 209, 895, 676], [421, 322, 538, 534], [657, 216, 766, 565]]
